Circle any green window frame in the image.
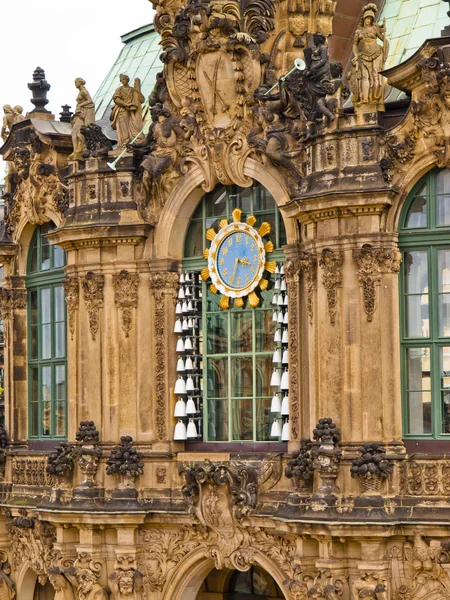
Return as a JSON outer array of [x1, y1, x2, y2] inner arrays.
[[400, 168, 450, 439], [183, 184, 286, 442], [26, 223, 67, 440]]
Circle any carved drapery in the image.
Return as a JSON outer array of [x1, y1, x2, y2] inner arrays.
[[81, 272, 105, 341], [352, 245, 402, 322], [149, 272, 179, 440], [112, 270, 140, 337], [285, 259, 301, 440], [63, 276, 80, 340], [318, 249, 344, 326]]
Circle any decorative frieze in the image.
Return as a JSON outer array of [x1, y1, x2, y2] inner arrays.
[[12, 456, 53, 486], [284, 259, 301, 440], [112, 270, 140, 337], [82, 272, 104, 341], [353, 245, 402, 322], [149, 272, 179, 441], [400, 460, 450, 496], [63, 275, 80, 340], [319, 248, 344, 326]]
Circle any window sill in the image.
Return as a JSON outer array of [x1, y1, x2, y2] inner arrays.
[[185, 441, 287, 452], [404, 439, 450, 454], [28, 439, 64, 452]]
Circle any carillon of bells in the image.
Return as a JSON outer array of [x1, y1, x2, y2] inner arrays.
[[173, 271, 203, 441], [269, 263, 290, 441]]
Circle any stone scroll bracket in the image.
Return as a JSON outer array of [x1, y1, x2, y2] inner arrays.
[[352, 245, 402, 322]]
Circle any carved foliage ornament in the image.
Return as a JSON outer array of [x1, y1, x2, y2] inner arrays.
[[352, 245, 402, 322], [318, 249, 343, 325], [63, 276, 80, 340], [113, 270, 140, 337], [284, 258, 301, 439], [149, 272, 179, 440], [82, 272, 104, 341], [64, 553, 108, 600]]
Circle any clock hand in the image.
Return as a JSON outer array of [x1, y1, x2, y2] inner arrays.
[[239, 257, 250, 267], [230, 258, 239, 281]]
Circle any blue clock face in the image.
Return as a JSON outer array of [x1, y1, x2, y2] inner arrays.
[[216, 230, 262, 291]]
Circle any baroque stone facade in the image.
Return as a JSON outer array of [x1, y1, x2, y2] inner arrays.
[[1, 1, 450, 599]]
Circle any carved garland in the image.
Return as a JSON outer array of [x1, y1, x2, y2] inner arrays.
[[352, 245, 402, 322], [81, 272, 105, 341], [299, 251, 317, 324], [318, 249, 344, 326], [112, 270, 140, 337], [63, 276, 80, 340], [149, 272, 179, 441], [284, 259, 301, 440]]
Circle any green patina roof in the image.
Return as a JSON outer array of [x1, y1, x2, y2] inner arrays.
[[381, 0, 449, 68], [93, 24, 162, 120]]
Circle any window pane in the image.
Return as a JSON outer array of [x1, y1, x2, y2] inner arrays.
[[29, 244, 38, 273], [206, 188, 227, 217], [406, 296, 429, 338], [42, 325, 51, 360], [232, 357, 253, 397], [54, 286, 65, 322], [30, 368, 39, 437], [406, 347, 431, 391], [53, 245, 65, 268], [184, 220, 203, 258], [256, 311, 277, 351], [255, 356, 272, 396], [41, 237, 50, 271], [407, 391, 432, 435], [437, 195, 450, 226], [405, 192, 427, 228], [231, 312, 252, 353], [232, 399, 253, 440], [405, 251, 428, 294], [437, 170, 450, 194], [206, 313, 228, 354], [441, 347, 450, 434], [41, 288, 51, 323], [235, 187, 252, 213], [258, 187, 275, 212], [206, 399, 228, 441], [256, 398, 271, 441], [42, 366, 52, 436], [55, 323, 65, 359], [206, 358, 228, 398]]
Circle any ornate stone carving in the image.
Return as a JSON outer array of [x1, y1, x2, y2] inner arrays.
[[285, 259, 301, 439], [5, 510, 58, 585], [80, 124, 113, 158], [0, 550, 16, 600], [299, 251, 317, 324], [0, 287, 26, 323], [351, 572, 387, 600], [113, 270, 140, 337], [399, 460, 450, 496], [111, 75, 145, 148], [48, 568, 76, 600], [74, 421, 102, 487], [149, 272, 179, 440], [353, 245, 402, 322], [312, 418, 342, 494], [68, 78, 96, 161], [82, 272, 104, 341], [285, 439, 314, 492], [106, 436, 144, 489], [350, 443, 393, 494], [156, 466, 167, 484], [63, 276, 80, 340], [319, 249, 344, 326], [65, 554, 108, 600], [347, 4, 389, 112], [11, 456, 53, 486], [0, 428, 8, 478], [109, 556, 145, 600]]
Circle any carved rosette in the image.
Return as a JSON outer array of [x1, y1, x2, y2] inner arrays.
[[318, 249, 344, 326], [82, 272, 105, 341], [149, 272, 179, 440], [63, 276, 79, 340], [284, 259, 301, 440], [113, 270, 140, 337], [353, 245, 402, 322]]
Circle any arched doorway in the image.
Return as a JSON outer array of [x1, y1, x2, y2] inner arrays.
[[196, 566, 285, 599], [33, 580, 55, 599]]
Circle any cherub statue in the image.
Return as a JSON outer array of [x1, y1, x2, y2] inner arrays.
[[347, 3, 389, 109], [110, 74, 145, 148]]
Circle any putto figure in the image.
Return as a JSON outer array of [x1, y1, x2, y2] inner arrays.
[[347, 3, 389, 111], [110, 74, 145, 148], [69, 78, 96, 160]]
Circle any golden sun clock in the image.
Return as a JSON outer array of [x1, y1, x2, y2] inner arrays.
[[201, 208, 275, 309]]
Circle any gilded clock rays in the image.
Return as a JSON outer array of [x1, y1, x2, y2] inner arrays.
[[217, 231, 261, 291]]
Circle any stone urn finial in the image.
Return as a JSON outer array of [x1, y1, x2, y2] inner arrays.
[[106, 436, 144, 496], [28, 67, 51, 114], [312, 418, 342, 495], [74, 421, 102, 488], [285, 439, 314, 493]]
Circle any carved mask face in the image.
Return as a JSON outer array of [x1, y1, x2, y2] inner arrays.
[[118, 572, 134, 595], [77, 570, 96, 593]]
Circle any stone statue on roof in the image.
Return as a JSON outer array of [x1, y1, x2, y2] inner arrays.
[[110, 74, 145, 148], [68, 78, 96, 161]]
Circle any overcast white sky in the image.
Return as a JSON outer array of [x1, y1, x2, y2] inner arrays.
[[0, 0, 155, 177]]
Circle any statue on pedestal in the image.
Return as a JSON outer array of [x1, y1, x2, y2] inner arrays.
[[68, 78, 95, 161], [110, 74, 145, 148]]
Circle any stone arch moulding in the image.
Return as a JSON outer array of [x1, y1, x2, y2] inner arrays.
[[14, 207, 63, 248], [155, 157, 298, 260], [161, 547, 291, 600], [16, 562, 40, 600]]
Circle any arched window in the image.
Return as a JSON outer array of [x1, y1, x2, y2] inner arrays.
[[26, 223, 67, 440], [177, 184, 287, 443], [399, 169, 450, 439]]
